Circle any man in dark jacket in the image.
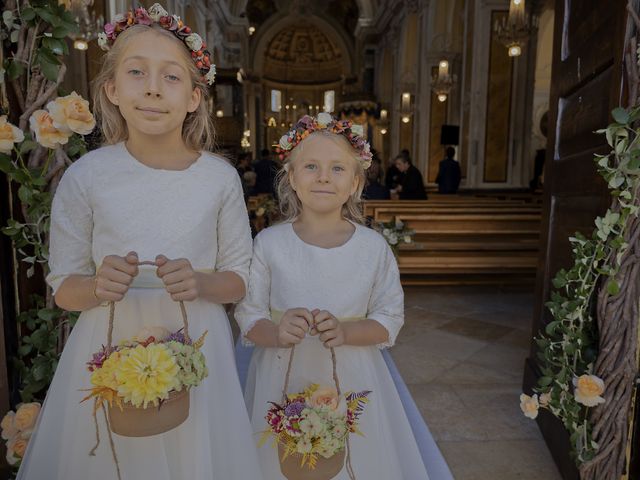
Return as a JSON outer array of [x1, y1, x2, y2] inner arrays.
[[435, 147, 462, 194], [393, 155, 427, 200]]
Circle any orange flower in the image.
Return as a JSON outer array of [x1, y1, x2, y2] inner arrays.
[[0, 116, 24, 154], [14, 403, 40, 432], [47, 92, 96, 135], [29, 110, 71, 149]]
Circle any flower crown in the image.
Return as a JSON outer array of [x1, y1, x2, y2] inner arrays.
[[98, 3, 216, 86], [277, 113, 372, 169]]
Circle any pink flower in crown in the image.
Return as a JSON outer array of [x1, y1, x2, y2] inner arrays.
[[134, 7, 153, 25], [297, 115, 315, 130], [159, 15, 179, 31], [104, 22, 115, 39]]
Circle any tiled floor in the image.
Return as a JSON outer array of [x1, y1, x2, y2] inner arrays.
[[390, 286, 562, 480]]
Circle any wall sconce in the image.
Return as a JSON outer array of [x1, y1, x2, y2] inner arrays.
[[401, 116, 411, 124], [380, 109, 388, 121], [431, 59, 456, 102], [380, 128, 388, 135], [216, 110, 224, 118], [248, 26, 256, 35]]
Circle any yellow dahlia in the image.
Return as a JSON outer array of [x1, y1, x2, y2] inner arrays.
[[91, 351, 124, 391], [115, 344, 179, 408]]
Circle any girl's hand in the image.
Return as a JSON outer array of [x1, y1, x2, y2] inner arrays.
[[278, 308, 313, 347], [94, 251, 139, 302], [313, 309, 345, 348], [155, 255, 199, 301]]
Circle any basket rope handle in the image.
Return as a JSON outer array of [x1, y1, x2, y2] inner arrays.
[[106, 259, 190, 351], [279, 323, 356, 480], [281, 321, 341, 401]]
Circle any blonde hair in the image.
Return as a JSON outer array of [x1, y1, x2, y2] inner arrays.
[[276, 131, 367, 224], [92, 24, 215, 151]]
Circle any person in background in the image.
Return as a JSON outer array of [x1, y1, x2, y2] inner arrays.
[[253, 148, 278, 195], [363, 157, 390, 200], [393, 155, 427, 200], [435, 146, 461, 194], [384, 155, 402, 192]]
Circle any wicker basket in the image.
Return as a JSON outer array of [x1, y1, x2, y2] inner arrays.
[[104, 293, 192, 437], [278, 443, 345, 480], [276, 344, 353, 479], [109, 388, 189, 437]]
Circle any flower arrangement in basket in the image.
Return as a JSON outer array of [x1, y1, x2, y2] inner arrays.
[[81, 300, 207, 479], [259, 345, 371, 480], [375, 217, 415, 256]]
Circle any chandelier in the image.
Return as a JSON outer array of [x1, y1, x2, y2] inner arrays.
[[430, 60, 456, 103], [65, 0, 104, 51], [494, 0, 538, 57]]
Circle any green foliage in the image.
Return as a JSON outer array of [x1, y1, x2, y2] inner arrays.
[[533, 107, 640, 464], [2, 2, 78, 82], [12, 295, 78, 402], [1, 1, 86, 402]]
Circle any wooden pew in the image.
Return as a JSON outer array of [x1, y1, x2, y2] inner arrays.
[[362, 199, 542, 285]]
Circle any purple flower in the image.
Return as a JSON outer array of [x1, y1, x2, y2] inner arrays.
[[87, 345, 115, 371], [165, 329, 192, 345], [284, 401, 306, 417]]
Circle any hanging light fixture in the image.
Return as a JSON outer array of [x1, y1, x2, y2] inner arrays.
[[66, 0, 103, 51], [430, 60, 456, 103], [494, 0, 538, 57]]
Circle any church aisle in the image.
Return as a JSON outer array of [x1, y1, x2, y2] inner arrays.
[[392, 286, 562, 480]]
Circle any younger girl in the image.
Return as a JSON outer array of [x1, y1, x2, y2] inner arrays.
[[18, 4, 262, 479], [235, 113, 430, 479]]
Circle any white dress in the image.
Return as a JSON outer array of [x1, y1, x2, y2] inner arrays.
[[18, 143, 264, 480], [235, 222, 430, 480]]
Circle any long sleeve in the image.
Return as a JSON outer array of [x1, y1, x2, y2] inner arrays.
[[367, 241, 404, 348], [234, 234, 271, 346], [215, 173, 253, 289], [46, 162, 95, 295]]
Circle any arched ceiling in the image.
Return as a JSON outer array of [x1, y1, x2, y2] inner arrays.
[[262, 23, 344, 83]]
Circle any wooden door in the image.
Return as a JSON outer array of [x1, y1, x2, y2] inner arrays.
[[522, 0, 627, 478]]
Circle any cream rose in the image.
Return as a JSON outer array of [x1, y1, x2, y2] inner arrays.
[[205, 65, 216, 85], [135, 326, 171, 342], [97, 32, 109, 50], [316, 112, 333, 128], [573, 375, 605, 407], [46, 92, 96, 135], [14, 403, 41, 431], [185, 33, 203, 52], [309, 387, 347, 416], [148, 3, 169, 21], [279, 134, 292, 151], [519, 393, 539, 419], [350, 124, 364, 136], [539, 392, 551, 407], [1, 411, 17, 440], [29, 110, 71, 149], [0, 116, 24, 154]]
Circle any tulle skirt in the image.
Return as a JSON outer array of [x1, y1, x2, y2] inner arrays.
[[18, 287, 264, 480], [244, 336, 430, 480]]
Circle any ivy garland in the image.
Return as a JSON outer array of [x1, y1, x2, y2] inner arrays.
[[1, 0, 86, 402], [522, 106, 640, 464]]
